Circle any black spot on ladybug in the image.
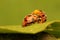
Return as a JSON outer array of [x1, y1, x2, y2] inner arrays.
[[44, 19, 46, 22], [25, 20, 27, 21], [38, 16, 41, 18], [42, 15, 45, 17], [24, 18, 27, 21]]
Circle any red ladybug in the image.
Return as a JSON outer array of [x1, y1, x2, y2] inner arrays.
[[22, 10, 47, 27], [32, 9, 47, 23], [22, 14, 38, 27]]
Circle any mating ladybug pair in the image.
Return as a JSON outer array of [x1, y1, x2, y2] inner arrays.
[[22, 9, 47, 27]]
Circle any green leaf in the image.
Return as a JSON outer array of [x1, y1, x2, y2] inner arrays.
[[0, 20, 60, 34], [44, 20, 60, 39]]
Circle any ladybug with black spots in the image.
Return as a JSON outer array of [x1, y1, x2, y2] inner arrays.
[[32, 9, 47, 23], [22, 14, 38, 27], [22, 9, 47, 27]]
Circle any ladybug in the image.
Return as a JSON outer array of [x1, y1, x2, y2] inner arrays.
[[22, 9, 47, 27], [32, 9, 47, 23], [22, 14, 38, 27]]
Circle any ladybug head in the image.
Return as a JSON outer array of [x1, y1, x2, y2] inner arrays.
[[32, 9, 47, 23], [32, 9, 43, 15]]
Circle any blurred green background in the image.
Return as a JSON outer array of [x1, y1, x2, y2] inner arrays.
[[0, 0, 60, 40], [0, 0, 60, 25]]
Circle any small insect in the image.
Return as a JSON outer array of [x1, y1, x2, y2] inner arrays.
[[22, 14, 37, 27], [32, 9, 47, 23], [22, 9, 47, 27]]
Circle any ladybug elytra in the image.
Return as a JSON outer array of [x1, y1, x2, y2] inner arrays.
[[22, 9, 47, 27]]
